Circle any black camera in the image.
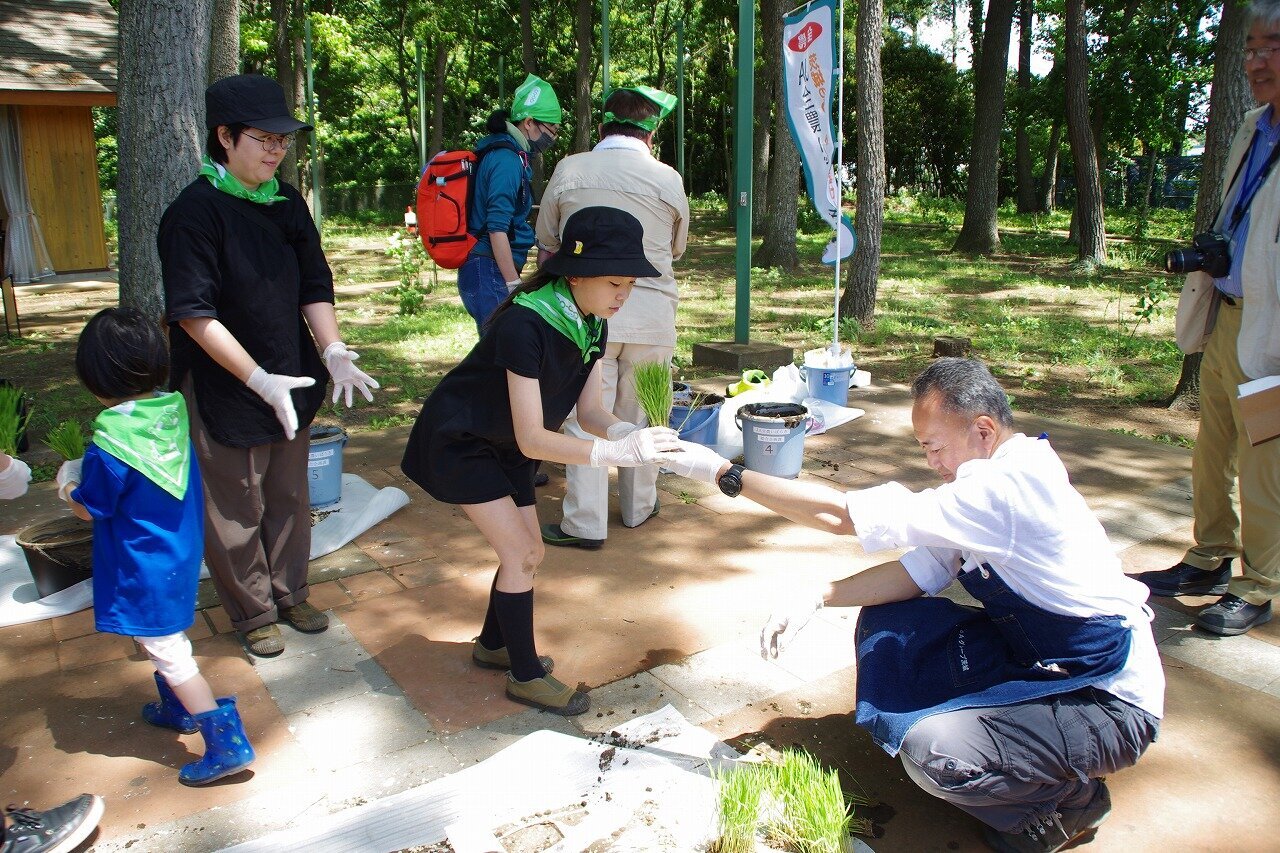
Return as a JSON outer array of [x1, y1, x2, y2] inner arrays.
[[1165, 232, 1231, 277]]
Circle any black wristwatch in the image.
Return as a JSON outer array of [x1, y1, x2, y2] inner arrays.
[[717, 464, 746, 497]]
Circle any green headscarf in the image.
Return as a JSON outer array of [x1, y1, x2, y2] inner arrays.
[[511, 74, 563, 124], [603, 85, 678, 132], [91, 392, 191, 500], [199, 155, 286, 204], [513, 278, 603, 363]]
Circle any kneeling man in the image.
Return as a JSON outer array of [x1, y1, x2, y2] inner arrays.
[[662, 358, 1163, 853]]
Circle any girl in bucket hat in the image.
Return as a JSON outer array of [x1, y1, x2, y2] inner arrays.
[[401, 206, 677, 715]]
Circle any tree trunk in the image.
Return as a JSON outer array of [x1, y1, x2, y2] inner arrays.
[[1064, 0, 1105, 267], [840, 0, 885, 328], [118, 0, 213, 320], [572, 0, 594, 155], [952, 0, 1016, 255], [518, 0, 545, 194], [270, 0, 298, 188], [1039, 116, 1061, 212], [430, 42, 447, 158], [969, 0, 984, 69], [756, 113, 801, 270], [1014, 0, 1036, 213], [208, 0, 239, 83], [1172, 0, 1251, 410], [751, 0, 776, 235]]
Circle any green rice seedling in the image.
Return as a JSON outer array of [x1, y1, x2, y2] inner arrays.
[[765, 750, 852, 853], [0, 384, 31, 457], [45, 420, 86, 461], [632, 360, 674, 429], [712, 761, 768, 853]]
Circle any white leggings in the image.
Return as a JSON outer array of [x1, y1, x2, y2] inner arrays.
[[134, 632, 200, 687]]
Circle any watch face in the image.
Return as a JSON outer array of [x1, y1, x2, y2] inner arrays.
[[718, 465, 743, 497]]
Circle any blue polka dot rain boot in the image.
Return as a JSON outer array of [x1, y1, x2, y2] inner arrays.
[[141, 671, 198, 734], [178, 697, 255, 786]]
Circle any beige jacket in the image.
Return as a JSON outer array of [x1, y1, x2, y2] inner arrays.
[[1176, 105, 1280, 378], [536, 137, 689, 347]]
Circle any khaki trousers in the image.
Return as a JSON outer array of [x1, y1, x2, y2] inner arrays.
[[187, 384, 313, 632], [1184, 300, 1280, 605], [560, 342, 671, 539]]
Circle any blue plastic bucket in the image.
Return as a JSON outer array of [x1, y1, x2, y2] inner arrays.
[[735, 402, 808, 479], [804, 362, 855, 406], [670, 393, 724, 446], [308, 425, 348, 508]]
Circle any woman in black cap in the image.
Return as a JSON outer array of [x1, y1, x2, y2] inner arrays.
[[158, 74, 378, 658], [401, 206, 679, 715]]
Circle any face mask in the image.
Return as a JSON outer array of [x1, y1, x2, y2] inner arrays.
[[529, 127, 556, 155]]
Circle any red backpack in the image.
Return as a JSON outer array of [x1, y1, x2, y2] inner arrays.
[[415, 140, 526, 269]]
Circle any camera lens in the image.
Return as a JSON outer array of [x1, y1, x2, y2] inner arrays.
[[1165, 249, 1200, 275]]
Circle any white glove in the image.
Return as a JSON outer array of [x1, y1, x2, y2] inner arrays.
[[505, 279, 523, 293], [322, 342, 380, 407], [246, 367, 316, 440], [606, 421, 641, 441], [56, 458, 82, 503], [0, 455, 32, 500], [760, 591, 825, 659], [590, 426, 680, 467], [660, 440, 729, 483]]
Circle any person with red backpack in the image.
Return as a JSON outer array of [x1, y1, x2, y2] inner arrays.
[[457, 74, 563, 336]]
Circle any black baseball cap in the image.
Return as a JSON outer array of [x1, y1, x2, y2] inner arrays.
[[543, 207, 659, 278], [205, 74, 312, 133]]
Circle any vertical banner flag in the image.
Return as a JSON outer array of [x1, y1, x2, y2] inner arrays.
[[782, 0, 854, 265]]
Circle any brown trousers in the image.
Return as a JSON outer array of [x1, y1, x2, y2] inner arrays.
[[186, 383, 312, 632]]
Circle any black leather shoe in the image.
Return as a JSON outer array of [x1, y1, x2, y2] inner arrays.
[[1134, 560, 1231, 597], [1195, 594, 1272, 636]]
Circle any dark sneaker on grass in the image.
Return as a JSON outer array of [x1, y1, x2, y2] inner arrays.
[[471, 639, 554, 673], [242, 623, 285, 657], [1, 793, 105, 853], [1195, 594, 1272, 636], [280, 601, 329, 633], [540, 523, 603, 550], [506, 672, 589, 716], [1134, 560, 1231, 597]]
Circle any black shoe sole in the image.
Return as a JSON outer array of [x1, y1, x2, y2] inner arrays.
[[1195, 609, 1273, 636]]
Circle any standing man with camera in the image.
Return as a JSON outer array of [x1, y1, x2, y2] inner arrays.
[[1137, 1, 1280, 636]]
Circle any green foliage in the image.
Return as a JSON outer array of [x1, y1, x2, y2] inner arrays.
[[44, 420, 86, 461], [384, 230, 431, 315], [1128, 277, 1172, 338], [0, 384, 31, 457]]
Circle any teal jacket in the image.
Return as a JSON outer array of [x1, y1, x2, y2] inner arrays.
[[469, 133, 534, 268]]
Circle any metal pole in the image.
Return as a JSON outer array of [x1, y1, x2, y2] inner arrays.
[[734, 0, 754, 344], [416, 40, 427, 172], [304, 6, 322, 236], [676, 19, 686, 184], [499, 56, 505, 104], [831, 0, 845, 355], [601, 0, 611, 100]]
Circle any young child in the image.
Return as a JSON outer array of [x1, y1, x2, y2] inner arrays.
[[58, 307, 254, 786], [400, 206, 680, 715]]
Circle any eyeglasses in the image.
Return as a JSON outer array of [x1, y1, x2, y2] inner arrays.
[[242, 131, 295, 153], [1243, 46, 1280, 63], [536, 121, 560, 141]]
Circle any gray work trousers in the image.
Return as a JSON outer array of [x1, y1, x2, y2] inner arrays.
[[187, 383, 312, 633], [897, 688, 1159, 834]]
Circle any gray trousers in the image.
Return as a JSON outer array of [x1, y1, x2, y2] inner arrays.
[[187, 383, 312, 633], [897, 688, 1159, 834]]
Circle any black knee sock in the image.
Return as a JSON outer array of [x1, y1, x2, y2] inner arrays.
[[477, 574, 503, 651], [493, 589, 545, 681]]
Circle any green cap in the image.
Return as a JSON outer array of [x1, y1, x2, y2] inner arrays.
[[511, 74, 563, 124], [603, 85, 678, 132]]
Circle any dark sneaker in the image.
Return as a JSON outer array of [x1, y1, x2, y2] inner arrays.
[[982, 812, 1072, 853], [242, 623, 285, 657], [534, 470, 550, 487], [540, 523, 603, 550], [1058, 780, 1111, 841], [1195, 594, 1272, 636], [471, 639, 554, 673], [280, 601, 329, 633], [506, 672, 590, 716], [1134, 560, 1231, 597], [1, 793, 105, 853]]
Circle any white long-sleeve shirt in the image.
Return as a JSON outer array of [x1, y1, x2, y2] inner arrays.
[[846, 433, 1165, 719]]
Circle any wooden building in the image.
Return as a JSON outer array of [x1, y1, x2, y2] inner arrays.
[[0, 0, 116, 276]]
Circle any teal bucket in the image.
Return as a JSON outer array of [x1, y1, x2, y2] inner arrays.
[[308, 425, 348, 509], [804, 362, 855, 406], [735, 402, 808, 479], [670, 393, 724, 446]]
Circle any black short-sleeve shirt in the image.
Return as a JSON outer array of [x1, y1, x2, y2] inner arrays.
[[159, 179, 333, 448], [400, 304, 605, 504]]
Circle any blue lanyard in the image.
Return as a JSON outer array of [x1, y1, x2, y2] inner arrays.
[[1226, 130, 1280, 234]]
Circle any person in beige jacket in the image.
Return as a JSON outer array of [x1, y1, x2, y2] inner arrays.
[[1137, 1, 1280, 637], [535, 86, 689, 548]]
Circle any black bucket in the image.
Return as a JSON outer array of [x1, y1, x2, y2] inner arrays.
[[16, 517, 94, 599]]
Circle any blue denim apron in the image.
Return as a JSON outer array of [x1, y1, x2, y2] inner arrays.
[[854, 563, 1132, 756]]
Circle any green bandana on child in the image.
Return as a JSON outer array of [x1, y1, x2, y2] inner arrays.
[[604, 85, 678, 132], [199, 155, 286, 204], [514, 278, 604, 363], [91, 392, 191, 500]]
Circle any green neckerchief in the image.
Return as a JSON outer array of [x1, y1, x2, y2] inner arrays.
[[504, 121, 532, 153], [91, 392, 191, 500], [513, 278, 604, 363], [199, 155, 286, 204], [604, 85, 677, 132]]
